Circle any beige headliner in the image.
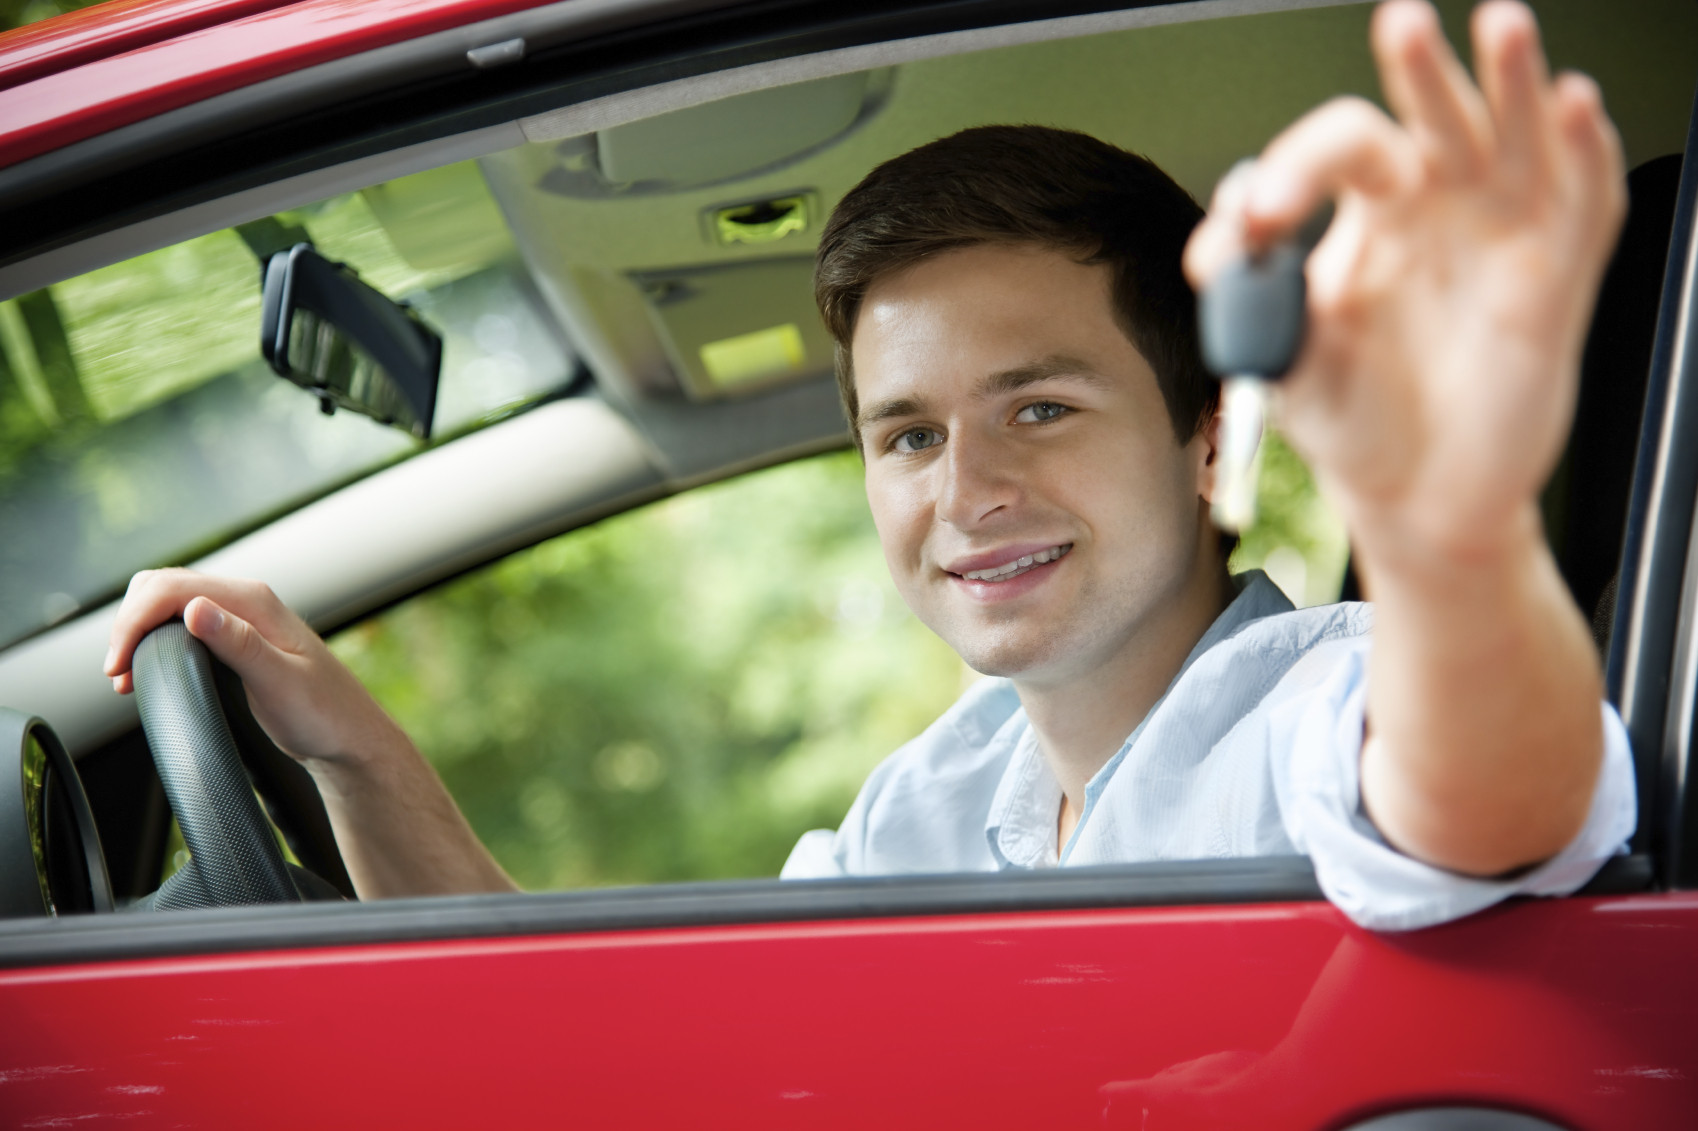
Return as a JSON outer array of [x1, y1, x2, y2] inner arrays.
[[480, 0, 1698, 404]]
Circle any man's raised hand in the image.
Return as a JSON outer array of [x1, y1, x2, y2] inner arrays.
[[1186, 0, 1625, 561], [1189, 0, 1624, 877]]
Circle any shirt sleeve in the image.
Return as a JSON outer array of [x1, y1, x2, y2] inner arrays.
[[1275, 641, 1638, 932], [780, 829, 846, 878], [777, 756, 886, 879]]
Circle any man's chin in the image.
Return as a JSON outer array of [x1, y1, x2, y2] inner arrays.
[[949, 633, 1068, 681], [918, 594, 1106, 681]]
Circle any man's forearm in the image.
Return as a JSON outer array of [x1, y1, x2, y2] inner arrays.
[[1357, 501, 1605, 877], [305, 720, 519, 899]]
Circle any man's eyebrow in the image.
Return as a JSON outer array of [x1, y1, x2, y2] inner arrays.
[[975, 355, 1112, 398], [857, 396, 929, 432]]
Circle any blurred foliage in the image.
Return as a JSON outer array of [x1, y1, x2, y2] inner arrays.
[[1233, 429, 1351, 607], [330, 452, 978, 889], [47, 230, 260, 424], [330, 439, 1344, 891]]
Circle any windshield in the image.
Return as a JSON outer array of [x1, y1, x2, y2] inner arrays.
[[0, 160, 577, 649]]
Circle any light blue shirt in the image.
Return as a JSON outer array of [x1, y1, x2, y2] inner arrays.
[[781, 572, 1638, 931]]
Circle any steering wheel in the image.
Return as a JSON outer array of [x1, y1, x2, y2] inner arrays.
[[131, 622, 312, 910]]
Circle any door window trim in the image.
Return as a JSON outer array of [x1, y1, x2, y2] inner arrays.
[[1612, 86, 1698, 880]]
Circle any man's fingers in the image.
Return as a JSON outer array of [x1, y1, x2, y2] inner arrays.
[[1472, 0, 1556, 194], [1192, 97, 1412, 286], [1372, 0, 1492, 181], [1184, 160, 1257, 288], [182, 595, 227, 643], [183, 596, 288, 689], [1242, 96, 1416, 240], [105, 569, 303, 687], [1553, 72, 1627, 257]]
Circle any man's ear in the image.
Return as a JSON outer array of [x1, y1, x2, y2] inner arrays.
[[1193, 406, 1226, 506]]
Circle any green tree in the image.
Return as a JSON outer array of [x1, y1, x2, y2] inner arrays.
[[331, 452, 971, 889]]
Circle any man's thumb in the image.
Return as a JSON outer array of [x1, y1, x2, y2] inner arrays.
[[183, 595, 274, 679]]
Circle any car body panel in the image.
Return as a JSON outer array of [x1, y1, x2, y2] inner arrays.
[[2, 895, 1695, 1128], [0, 0, 567, 166], [0, 0, 300, 93]]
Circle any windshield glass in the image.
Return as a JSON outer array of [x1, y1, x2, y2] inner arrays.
[[0, 160, 577, 649]]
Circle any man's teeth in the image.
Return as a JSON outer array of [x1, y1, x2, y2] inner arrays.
[[962, 544, 1072, 582]]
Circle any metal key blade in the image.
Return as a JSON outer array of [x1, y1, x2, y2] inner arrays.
[[1212, 375, 1268, 531], [1197, 202, 1330, 532]]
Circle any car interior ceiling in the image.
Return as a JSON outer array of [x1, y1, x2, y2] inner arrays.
[[40, 0, 1698, 903]]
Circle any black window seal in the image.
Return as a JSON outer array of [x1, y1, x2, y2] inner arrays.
[[1610, 82, 1698, 878], [0, 853, 1653, 970]]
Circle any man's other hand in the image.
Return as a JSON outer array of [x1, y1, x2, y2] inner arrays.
[[105, 568, 518, 898], [104, 568, 400, 773]]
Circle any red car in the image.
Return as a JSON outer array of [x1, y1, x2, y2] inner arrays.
[[0, 0, 1696, 1126]]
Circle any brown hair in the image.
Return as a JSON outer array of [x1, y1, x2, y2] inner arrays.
[[814, 125, 1214, 451]]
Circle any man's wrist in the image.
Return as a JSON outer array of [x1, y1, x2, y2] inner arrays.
[[1343, 496, 1551, 600], [302, 712, 420, 803]]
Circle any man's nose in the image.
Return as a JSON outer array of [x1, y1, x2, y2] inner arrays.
[[936, 429, 1021, 529]]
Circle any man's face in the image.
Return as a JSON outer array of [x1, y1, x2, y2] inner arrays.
[[853, 243, 1219, 685]]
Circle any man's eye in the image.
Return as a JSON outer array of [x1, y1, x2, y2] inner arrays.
[[1015, 402, 1069, 423], [892, 428, 942, 453]]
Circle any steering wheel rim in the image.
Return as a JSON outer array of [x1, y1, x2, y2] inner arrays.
[[133, 622, 300, 909]]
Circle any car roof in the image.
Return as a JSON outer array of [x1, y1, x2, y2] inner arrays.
[[0, 0, 550, 165], [0, 0, 743, 169], [0, 0, 294, 93]]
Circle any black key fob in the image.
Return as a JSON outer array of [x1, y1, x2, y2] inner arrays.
[[1197, 201, 1333, 381]]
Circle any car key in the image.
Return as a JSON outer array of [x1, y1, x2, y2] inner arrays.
[[1197, 201, 1332, 530]]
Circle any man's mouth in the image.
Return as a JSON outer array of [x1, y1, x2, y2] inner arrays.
[[956, 544, 1072, 583]]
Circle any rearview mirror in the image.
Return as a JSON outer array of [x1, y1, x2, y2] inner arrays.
[[260, 244, 442, 439]]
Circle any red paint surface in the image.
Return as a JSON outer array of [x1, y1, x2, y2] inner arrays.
[[1, 893, 1694, 1128], [0, 0, 560, 169], [0, 0, 301, 93]]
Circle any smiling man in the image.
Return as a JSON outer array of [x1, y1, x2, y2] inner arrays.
[[105, 0, 1635, 929], [776, 0, 1638, 928]]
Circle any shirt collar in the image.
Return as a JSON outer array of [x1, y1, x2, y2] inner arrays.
[[983, 570, 1295, 869], [986, 724, 1064, 869], [1178, 569, 1295, 674]]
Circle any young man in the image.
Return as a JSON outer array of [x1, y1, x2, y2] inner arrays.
[[104, 0, 1634, 929]]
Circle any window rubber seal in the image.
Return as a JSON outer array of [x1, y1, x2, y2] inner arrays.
[[0, 853, 1653, 970]]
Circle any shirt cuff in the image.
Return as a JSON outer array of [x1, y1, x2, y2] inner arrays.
[[1282, 647, 1637, 931]]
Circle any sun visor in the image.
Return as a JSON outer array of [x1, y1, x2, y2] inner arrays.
[[630, 258, 832, 399], [600, 75, 866, 185], [532, 71, 891, 197]]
